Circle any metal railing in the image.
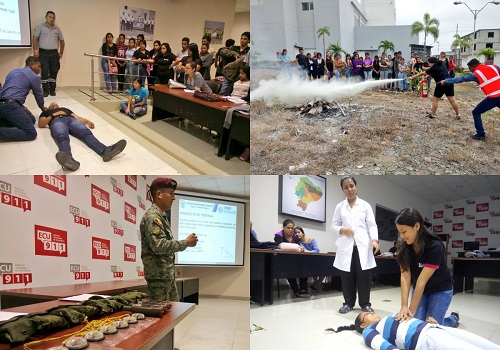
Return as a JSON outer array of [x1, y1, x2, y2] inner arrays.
[[83, 53, 149, 101]]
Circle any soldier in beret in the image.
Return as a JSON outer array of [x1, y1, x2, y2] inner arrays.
[[140, 177, 198, 301]]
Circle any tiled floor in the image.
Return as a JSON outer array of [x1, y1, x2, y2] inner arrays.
[[175, 297, 249, 350], [250, 279, 500, 349], [1, 88, 249, 175]]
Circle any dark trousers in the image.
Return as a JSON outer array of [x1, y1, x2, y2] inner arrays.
[[0, 100, 37, 141], [117, 64, 126, 91], [472, 96, 500, 136], [287, 278, 308, 293], [40, 49, 60, 91], [50, 117, 106, 156], [339, 246, 372, 308]]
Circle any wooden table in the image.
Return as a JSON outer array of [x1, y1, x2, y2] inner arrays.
[[0, 300, 195, 350], [452, 257, 500, 293], [151, 85, 243, 157], [250, 249, 400, 305], [225, 112, 250, 160], [0, 278, 199, 309]]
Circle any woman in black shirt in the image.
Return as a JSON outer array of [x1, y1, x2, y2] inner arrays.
[[101, 33, 118, 93], [409, 57, 460, 119], [152, 43, 177, 84], [177, 43, 202, 83], [133, 40, 151, 88], [148, 40, 161, 93], [394, 208, 459, 328]]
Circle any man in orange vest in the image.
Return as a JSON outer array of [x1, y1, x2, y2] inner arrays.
[[440, 58, 500, 140]]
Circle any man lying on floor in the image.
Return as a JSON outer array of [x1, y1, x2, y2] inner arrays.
[[38, 102, 127, 171]]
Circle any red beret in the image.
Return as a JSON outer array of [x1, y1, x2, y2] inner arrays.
[[150, 177, 177, 191]]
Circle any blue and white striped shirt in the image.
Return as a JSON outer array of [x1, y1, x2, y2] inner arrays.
[[363, 315, 436, 350]]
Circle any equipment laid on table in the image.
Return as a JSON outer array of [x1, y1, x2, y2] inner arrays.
[[193, 90, 223, 102], [122, 300, 172, 317]]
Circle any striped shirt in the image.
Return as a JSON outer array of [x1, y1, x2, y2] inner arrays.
[[363, 315, 436, 350]]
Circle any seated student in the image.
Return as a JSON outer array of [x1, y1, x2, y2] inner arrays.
[[183, 62, 212, 92], [177, 43, 202, 82], [274, 219, 311, 298], [250, 221, 258, 242], [38, 102, 127, 171], [295, 226, 324, 291], [120, 78, 148, 119], [330, 311, 500, 350], [389, 241, 398, 255], [230, 64, 250, 99]]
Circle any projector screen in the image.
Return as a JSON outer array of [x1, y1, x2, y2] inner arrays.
[[0, 0, 31, 47], [170, 193, 246, 266]]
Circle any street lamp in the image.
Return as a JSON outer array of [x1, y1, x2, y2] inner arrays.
[[454, 1, 500, 57]]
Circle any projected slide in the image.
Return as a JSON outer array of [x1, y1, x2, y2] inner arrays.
[[0, 0, 31, 47], [177, 199, 237, 265]]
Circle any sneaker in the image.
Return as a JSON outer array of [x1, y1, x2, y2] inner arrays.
[[451, 311, 460, 327], [102, 139, 127, 162], [361, 305, 374, 313], [296, 290, 311, 298], [426, 113, 435, 119], [55, 151, 80, 171], [50, 90, 56, 96], [339, 305, 352, 314], [470, 134, 486, 141]]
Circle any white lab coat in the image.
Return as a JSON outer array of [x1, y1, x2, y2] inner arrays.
[[331, 196, 378, 272]]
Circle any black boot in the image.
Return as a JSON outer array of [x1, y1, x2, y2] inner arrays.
[[42, 83, 49, 97], [49, 82, 56, 96], [102, 139, 127, 162], [55, 151, 80, 171]]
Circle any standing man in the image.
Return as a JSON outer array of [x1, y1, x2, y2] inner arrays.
[[295, 48, 307, 79], [140, 178, 198, 301], [440, 58, 500, 140], [219, 31, 250, 96], [33, 11, 64, 97], [0, 56, 46, 141]]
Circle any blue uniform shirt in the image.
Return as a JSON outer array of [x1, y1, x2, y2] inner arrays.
[[0, 66, 44, 109]]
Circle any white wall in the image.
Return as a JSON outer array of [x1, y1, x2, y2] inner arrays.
[[250, 175, 430, 255], [0, 0, 249, 87]]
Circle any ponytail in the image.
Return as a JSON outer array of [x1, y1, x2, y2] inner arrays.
[[325, 324, 356, 333]]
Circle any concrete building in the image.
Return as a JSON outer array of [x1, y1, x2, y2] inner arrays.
[[251, 0, 416, 62], [459, 28, 500, 66]]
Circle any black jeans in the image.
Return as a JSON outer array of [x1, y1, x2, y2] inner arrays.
[[40, 49, 60, 90], [339, 246, 372, 308], [0, 100, 37, 141]]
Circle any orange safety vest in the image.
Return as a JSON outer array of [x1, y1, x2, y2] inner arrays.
[[473, 64, 500, 98]]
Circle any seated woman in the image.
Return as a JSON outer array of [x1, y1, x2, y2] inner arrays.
[[230, 64, 250, 99], [274, 219, 310, 298], [177, 43, 202, 82], [295, 226, 324, 291], [39, 102, 127, 171], [330, 311, 500, 350], [120, 78, 148, 119], [183, 62, 212, 92]]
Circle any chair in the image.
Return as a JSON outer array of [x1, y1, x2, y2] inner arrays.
[[205, 80, 221, 94]]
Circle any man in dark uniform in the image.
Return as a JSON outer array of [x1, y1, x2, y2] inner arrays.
[[0, 56, 46, 141], [295, 48, 307, 79], [140, 178, 198, 301]]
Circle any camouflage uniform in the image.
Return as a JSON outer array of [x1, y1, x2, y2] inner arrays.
[[140, 202, 188, 301]]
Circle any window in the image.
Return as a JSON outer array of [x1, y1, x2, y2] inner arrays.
[[486, 43, 493, 49], [474, 32, 477, 39], [474, 44, 476, 51], [488, 32, 494, 38], [302, 2, 314, 11]]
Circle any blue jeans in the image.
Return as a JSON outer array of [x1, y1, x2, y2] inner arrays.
[[120, 101, 148, 118], [387, 71, 393, 88], [0, 100, 37, 141], [364, 70, 372, 80], [101, 58, 117, 91], [472, 96, 500, 136], [220, 77, 234, 96], [334, 70, 342, 79], [125, 62, 138, 89], [398, 72, 408, 90], [137, 64, 147, 86], [345, 69, 352, 80], [50, 116, 106, 156], [413, 288, 458, 327]]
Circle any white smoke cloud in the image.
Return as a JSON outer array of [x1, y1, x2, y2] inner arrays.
[[251, 76, 403, 107]]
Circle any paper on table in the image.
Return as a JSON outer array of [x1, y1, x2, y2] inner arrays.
[[59, 293, 111, 302], [227, 97, 247, 104], [0, 311, 27, 321], [184, 89, 195, 93]]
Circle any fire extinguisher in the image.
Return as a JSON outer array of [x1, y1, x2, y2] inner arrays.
[[421, 77, 428, 98]]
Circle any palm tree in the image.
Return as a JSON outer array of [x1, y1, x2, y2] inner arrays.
[[317, 26, 331, 56], [411, 12, 440, 50], [378, 40, 395, 55], [327, 43, 347, 56], [477, 48, 496, 63], [451, 34, 471, 67]]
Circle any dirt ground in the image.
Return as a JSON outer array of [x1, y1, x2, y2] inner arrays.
[[251, 68, 500, 175]]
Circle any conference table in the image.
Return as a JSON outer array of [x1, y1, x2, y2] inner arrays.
[[452, 257, 500, 293], [0, 277, 199, 309], [250, 249, 401, 306], [151, 85, 247, 157], [0, 300, 194, 350]]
